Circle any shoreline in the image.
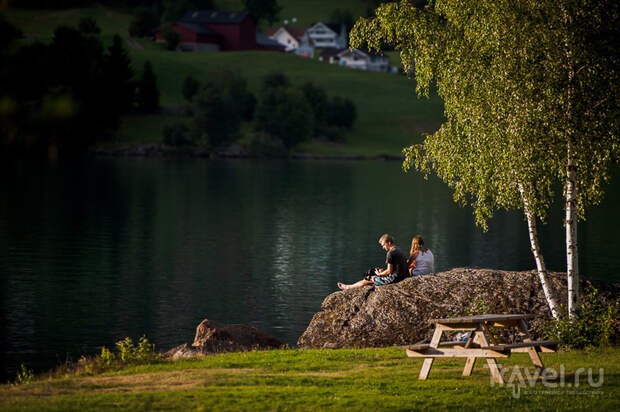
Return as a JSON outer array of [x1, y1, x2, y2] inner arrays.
[[91, 143, 405, 161]]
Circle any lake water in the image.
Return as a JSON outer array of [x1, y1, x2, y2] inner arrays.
[[1, 157, 618, 381]]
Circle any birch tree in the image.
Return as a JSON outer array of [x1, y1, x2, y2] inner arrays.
[[351, 0, 619, 318]]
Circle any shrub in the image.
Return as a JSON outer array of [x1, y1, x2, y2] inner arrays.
[[115, 336, 157, 363], [182, 75, 201, 102], [136, 61, 159, 113], [100, 346, 115, 366], [189, 70, 255, 148], [163, 122, 190, 146], [162, 26, 181, 50], [241, 132, 287, 156], [255, 86, 314, 149], [78, 17, 101, 35], [542, 284, 620, 349], [300, 82, 328, 136], [15, 364, 34, 385]]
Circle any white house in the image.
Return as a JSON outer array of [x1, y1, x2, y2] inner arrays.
[[267, 27, 306, 52], [303, 22, 347, 49], [336, 48, 390, 72]]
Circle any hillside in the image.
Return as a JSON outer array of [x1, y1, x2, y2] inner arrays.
[[3, 3, 445, 156]]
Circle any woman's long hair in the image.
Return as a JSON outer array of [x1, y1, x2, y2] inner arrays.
[[409, 235, 428, 260]]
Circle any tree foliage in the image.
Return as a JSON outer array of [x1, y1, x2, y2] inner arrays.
[[182, 75, 200, 102], [255, 78, 314, 149], [243, 0, 281, 26], [351, 0, 619, 314], [78, 16, 101, 35], [129, 7, 160, 37], [188, 70, 255, 148], [136, 61, 159, 113], [1, 24, 138, 156]]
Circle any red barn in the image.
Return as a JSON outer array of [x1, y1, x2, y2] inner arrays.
[[157, 10, 261, 52]]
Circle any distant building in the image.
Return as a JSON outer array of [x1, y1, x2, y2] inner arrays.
[[304, 22, 347, 49], [267, 27, 306, 52], [155, 10, 283, 52], [336, 48, 390, 72]]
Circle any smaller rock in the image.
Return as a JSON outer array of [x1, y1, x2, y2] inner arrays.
[[164, 343, 200, 360], [164, 319, 284, 358]]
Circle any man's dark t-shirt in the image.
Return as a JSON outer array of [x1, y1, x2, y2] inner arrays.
[[386, 247, 409, 281]]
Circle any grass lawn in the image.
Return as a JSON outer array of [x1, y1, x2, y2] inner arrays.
[[1, 347, 618, 411], [4, 4, 445, 156]]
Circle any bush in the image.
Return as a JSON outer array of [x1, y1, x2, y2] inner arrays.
[[15, 364, 34, 385], [78, 17, 100, 35], [136, 61, 159, 113], [69, 336, 161, 377], [255, 86, 314, 149], [189, 70, 255, 149], [160, 24, 181, 50], [163, 122, 190, 146], [116, 336, 156, 363], [241, 132, 287, 156], [542, 284, 620, 349], [300, 82, 328, 136], [182, 75, 201, 102]]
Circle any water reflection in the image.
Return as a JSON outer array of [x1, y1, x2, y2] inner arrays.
[[0, 158, 618, 382]]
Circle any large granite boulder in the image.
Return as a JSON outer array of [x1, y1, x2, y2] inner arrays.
[[297, 268, 615, 349], [165, 319, 284, 359]]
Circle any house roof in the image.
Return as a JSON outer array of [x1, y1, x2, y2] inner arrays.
[[177, 22, 222, 36], [181, 10, 251, 24], [338, 47, 386, 59], [267, 27, 307, 41], [256, 33, 286, 50], [309, 22, 344, 35]]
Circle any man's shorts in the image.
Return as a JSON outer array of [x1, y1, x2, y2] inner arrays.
[[373, 273, 397, 285]]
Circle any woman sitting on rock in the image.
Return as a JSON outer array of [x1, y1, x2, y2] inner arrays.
[[408, 235, 434, 276]]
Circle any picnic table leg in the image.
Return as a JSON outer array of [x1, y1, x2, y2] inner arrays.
[[519, 319, 545, 373], [419, 327, 444, 380], [419, 358, 434, 380], [463, 357, 476, 376], [477, 329, 504, 384]]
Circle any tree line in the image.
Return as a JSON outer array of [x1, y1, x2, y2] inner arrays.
[[0, 15, 159, 157], [164, 71, 356, 154]]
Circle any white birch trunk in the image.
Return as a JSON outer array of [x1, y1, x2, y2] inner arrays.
[[566, 141, 579, 318], [519, 184, 560, 319], [563, 7, 579, 318]]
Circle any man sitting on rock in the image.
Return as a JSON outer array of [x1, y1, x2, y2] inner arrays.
[[337, 233, 409, 290]]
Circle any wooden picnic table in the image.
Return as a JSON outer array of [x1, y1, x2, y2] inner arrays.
[[405, 314, 559, 384]]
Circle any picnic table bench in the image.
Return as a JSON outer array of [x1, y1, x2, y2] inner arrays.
[[405, 314, 559, 383]]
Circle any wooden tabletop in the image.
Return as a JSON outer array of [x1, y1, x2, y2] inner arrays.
[[428, 314, 534, 324]]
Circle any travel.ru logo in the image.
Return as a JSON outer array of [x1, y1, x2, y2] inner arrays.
[[488, 365, 604, 399]]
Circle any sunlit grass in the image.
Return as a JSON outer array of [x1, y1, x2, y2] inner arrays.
[[1, 347, 618, 411]]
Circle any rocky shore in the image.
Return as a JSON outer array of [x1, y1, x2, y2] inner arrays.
[[164, 268, 617, 357]]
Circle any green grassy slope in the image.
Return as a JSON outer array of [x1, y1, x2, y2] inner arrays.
[[130, 49, 444, 155], [4, 4, 445, 156], [1, 347, 618, 411]]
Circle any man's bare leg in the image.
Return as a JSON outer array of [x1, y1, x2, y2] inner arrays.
[[338, 279, 374, 290]]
